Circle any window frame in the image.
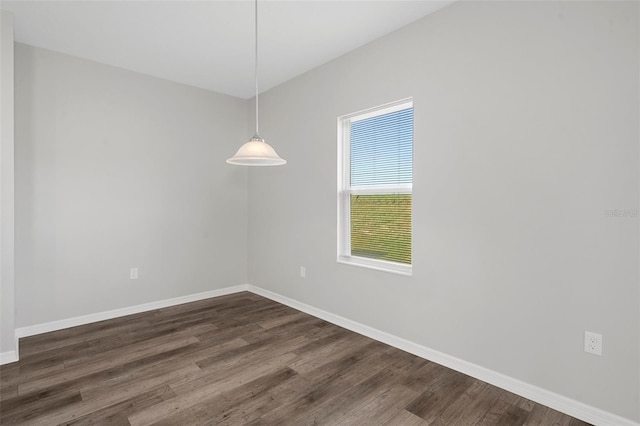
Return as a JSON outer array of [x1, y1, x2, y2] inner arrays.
[[337, 98, 413, 276]]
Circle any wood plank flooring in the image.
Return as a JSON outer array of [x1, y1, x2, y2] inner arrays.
[[0, 292, 591, 425]]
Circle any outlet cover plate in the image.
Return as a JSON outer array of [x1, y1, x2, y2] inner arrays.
[[584, 331, 602, 356]]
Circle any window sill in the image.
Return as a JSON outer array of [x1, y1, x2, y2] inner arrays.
[[337, 256, 412, 276]]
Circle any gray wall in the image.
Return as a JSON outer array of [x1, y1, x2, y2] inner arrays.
[[14, 44, 249, 327], [1, 11, 16, 357], [248, 1, 639, 421]]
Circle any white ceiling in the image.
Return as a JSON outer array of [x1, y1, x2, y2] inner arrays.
[[1, 0, 453, 99]]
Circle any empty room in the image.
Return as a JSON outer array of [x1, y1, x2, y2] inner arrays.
[[0, 0, 638, 425]]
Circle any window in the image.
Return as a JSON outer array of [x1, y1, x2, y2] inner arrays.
[[338, 99, 413, 275]]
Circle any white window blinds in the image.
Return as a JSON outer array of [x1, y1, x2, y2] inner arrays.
[[350, 107, 413, 188]]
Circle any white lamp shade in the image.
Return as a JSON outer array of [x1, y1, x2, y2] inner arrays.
[[226, 136, 286, 166]]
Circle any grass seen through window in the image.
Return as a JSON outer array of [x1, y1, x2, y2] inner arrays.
[[350, 194, 412, 264]]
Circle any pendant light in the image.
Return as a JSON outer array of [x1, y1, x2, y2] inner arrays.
[[227, 0, 286, 166]]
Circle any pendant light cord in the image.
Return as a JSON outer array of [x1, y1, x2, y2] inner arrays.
[[254, 0, 259, 137], [226, 0, 285, 165]]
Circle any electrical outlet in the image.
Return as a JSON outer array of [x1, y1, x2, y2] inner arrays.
[[130, 267, 139, 280], [584, 331, 602, 356], [300, 266, 306, 278]]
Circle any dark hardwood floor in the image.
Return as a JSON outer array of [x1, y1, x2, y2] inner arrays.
[[0, 292, 591, 425]]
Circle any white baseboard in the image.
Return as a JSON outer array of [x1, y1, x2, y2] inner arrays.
[[0, 349, 18, 364], [247, 285, 640, 426], [14, 284, 249, 339], [0, 335, 20, 365]]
